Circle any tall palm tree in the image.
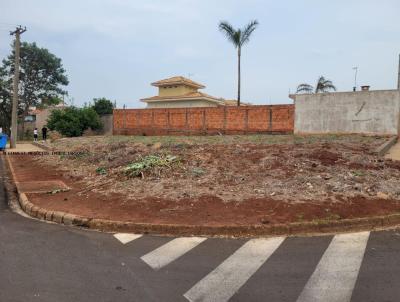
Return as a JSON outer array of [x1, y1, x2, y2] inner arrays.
[[219, 20, 259, 106], [296, 76, 337, 94]]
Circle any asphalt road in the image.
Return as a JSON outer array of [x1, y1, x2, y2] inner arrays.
[[1, 159, 400, 302]]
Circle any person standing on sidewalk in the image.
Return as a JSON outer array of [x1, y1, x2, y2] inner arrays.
[[41, 126, 47, 142], [33, 128, 38, 142]]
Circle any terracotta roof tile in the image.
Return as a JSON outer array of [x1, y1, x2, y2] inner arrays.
[[151, 76, 205, 89], [141, 91, 224, 104]]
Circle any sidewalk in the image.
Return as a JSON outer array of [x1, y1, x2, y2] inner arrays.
[[4, 142, 45, 153]]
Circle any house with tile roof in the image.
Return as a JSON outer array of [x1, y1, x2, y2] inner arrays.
[[141, 76, 251, 108]]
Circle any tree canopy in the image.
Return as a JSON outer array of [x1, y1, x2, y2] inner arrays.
[[37, 96, 63, 109], [0, 41, 68, 133], [296, 76, 336, 94], [218, 20, 259, 106], [219, 20, 259, 50], [0, 68, 11, 134], [91, 97, 114, 115]]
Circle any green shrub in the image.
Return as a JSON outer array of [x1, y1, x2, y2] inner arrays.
[[91, 98, 114, 115], [47, 107, 102, 137]]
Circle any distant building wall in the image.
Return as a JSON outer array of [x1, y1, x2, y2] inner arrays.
[[113, 105, 294, 136], [146, 99, 219, 108], [19, 108, 55, 139], [35, 108, 52, 130], [18, 122, 35, 139], [159, 85, 196, 97], [293, 90, 400, 135]]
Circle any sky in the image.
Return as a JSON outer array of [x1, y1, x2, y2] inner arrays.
[[0, 0, 399, 108]]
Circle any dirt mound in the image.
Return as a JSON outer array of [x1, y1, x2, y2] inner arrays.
[[309, 149, 341, 165], [10, 134, 400, 226], [34, 134, 400, 205]]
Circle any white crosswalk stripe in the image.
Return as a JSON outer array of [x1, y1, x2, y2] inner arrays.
[[296, 231, 370, 302], [113, 233, 142, 244], [141, 237, 207, 270], [183, 237, 285, 302]]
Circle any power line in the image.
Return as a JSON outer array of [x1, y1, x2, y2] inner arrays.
[[0, 22, 19, 26]]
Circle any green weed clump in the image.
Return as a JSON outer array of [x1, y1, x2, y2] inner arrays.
[[96, 167, 107, 175], [124, 155, 179, 177]]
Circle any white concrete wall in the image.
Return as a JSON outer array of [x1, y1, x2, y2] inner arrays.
[[294, 90, 400, 135]]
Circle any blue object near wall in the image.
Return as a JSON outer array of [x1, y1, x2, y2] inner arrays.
[[0, 134, 8, 150]]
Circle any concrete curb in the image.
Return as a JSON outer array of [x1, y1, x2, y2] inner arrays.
[[31, 141, 54, 151], [5, 155, 91, 228], [85, 213, 400, 237], [375, 136, 398, 156], [4, 154, 400, 237], [19, 191, 91, 227]]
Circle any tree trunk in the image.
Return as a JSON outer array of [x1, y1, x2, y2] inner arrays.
[[21, 108, 28, 140], [237, 47, 241, 106]]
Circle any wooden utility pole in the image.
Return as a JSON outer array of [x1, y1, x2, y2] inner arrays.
[[9, 25, 26, 149]]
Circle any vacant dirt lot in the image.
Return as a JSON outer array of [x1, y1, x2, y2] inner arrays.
[[15, 134, 400, 226]]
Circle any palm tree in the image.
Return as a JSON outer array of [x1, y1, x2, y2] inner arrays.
[[219, 20, 259, 106], [296, 76, 337, 94]]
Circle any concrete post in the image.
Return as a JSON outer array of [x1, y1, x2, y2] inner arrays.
[[10, 32, 20, 148], [10, 26, 26, 148]]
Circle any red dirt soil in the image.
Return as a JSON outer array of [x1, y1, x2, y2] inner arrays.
[[9, 155, 400, 226]]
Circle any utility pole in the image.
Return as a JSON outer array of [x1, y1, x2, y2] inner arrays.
[[9, 25, 26, 149]]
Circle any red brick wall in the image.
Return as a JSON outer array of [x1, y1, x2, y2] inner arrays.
[[113, 105, 294, 136]]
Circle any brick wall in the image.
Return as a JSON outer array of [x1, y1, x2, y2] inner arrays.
[[113, 105, 294, 136]]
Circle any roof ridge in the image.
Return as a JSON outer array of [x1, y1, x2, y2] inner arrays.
[[151, 76, 205, 89], [141, 91, 223, 103]]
